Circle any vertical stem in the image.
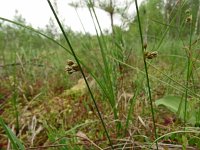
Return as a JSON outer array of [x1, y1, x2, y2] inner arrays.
[[47, 0, 114, 149], [74, 8, 87, 34], [13, 84, 19, 135], [12, 49, 19, 135], [184, 17, 193, 127], [134, 0, 158, 149], [110, 0, 114, 35]]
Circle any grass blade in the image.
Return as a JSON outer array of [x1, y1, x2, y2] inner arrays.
[[87, 5, 120, 131], [0, 117, 25, 150]]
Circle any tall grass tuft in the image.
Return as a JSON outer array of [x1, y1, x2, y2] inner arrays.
[[87, 0, 121, 133]]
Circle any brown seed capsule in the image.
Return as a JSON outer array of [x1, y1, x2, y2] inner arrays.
[[186, 15, 192, 23], [144, 51, 158, 59], [68, 70, 74, 74], [65, 66, 72, 72], [72, 64, 80, 71], [67, 59, 74, 66]]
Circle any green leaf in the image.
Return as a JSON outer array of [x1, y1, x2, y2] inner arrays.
[[0, 117, 25, 150], [155, 95, 196, 125], [155, 95, 184, 113]]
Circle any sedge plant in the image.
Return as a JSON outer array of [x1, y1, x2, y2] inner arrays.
[[47, 0, 114, 149], [134, 0, 158, 149], [87, 0, 122, 133]]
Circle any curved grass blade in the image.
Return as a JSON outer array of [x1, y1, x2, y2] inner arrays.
[[0, 117, 25, 150], [150, 130, 200, 149], [0, 17, 71, 55]]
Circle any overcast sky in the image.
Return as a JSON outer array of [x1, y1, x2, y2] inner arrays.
[[0, 0, 143, 34]]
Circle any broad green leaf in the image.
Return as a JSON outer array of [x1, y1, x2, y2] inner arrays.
[[155, 95, 196, 125], [155, 95, 184, 113]]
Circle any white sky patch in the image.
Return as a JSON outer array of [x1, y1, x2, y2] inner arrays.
[[0, 0, 143, 34]]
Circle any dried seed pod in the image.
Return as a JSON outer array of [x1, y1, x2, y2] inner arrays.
[[67, 59, 74, 66], [72, 64, 80, 71], [186, 15, 192, 23], [185, 9, 190, 15], [65, 66, 72, 72], [65, 59, 80, 75], [144, 51, 158, 59], [144, 51, 148, 58], [68, 70, 74, 74]]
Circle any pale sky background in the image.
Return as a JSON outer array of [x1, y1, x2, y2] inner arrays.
[[0, 0, 143, 34]]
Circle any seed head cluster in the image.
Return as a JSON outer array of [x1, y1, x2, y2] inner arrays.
[[65, 59, 80, 74]]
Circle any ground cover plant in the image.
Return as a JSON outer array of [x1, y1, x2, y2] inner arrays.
[[0, 0, 200, 149]]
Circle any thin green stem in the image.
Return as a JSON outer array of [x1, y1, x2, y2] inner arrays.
[[88, 2, 115, 101], [155, 0, 187, 51], [0, 17, 72, 55], [47, 0, 113, 149], [87, 1, 121, 132], [11, 51, 19, 135], [110, 55, 200, 100], [184, 18, 193, 127], [12, 82, 19, 135], [147, 62, 200, 99], [74, 8, 87, 34], [134, 0, 158, 149], [124, 89, 138, 135]]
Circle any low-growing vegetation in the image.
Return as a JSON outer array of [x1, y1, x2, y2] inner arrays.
[[0, 0, 200, 149]]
